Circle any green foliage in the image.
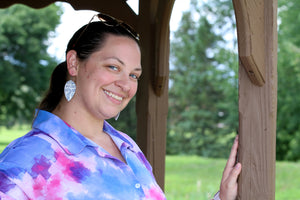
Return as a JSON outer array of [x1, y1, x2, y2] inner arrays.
[[168, 0, 238, 157], [276, 0, 300, 161], [168, 0, 300, 161], [0, 4, 62, 126]]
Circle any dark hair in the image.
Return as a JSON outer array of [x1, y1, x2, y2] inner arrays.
[[38, 61, 67, 112], [38, 21, 140, 112]]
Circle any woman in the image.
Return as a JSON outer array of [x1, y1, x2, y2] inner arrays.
[[0, 13, 241, 200]]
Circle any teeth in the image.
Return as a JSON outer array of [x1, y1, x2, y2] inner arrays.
[[104, 90, 123, 101]]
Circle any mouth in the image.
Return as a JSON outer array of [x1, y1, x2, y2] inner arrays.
[[103, 90, 123, 101]]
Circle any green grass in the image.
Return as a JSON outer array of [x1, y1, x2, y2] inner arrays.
[[0, 125, 30, 152], [165, 156, 300, 200], [1, 126, 299, 199], [275, 160, 300, 199], [165, 156, 224, 200]]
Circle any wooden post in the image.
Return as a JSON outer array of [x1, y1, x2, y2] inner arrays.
[[234, 0, 277, 199], [135, 0, 174, 190]]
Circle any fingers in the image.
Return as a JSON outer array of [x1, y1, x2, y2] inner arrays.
[[219, 136, 242, 200], [227, 162, 241, 186], [220, 162, 241, 199], [228, 135, 239, 165], [223, 135, 239, 176]]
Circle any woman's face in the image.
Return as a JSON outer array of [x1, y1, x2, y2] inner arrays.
[[73, 34, 141, 120]]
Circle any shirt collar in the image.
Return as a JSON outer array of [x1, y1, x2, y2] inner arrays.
[[102, 121, 135, 151], [32, 110, 135, 155]]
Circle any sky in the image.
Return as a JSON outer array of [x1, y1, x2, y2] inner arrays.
[[47, 0, 191, 62]]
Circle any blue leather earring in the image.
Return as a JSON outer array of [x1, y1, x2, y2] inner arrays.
[[64, 80, 76, 101]]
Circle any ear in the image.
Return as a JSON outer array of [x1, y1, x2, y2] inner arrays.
[[66, 50, 79, 76]]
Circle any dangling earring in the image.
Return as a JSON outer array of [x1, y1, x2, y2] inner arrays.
[[64, 80, 76, 102], [114, 112, 120, 121]]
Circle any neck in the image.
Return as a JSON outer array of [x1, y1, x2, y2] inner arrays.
[[52, 101, 105, 139]]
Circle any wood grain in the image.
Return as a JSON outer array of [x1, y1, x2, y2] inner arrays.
[[233, 0, 266, 86], [237, 0, 277, 199]]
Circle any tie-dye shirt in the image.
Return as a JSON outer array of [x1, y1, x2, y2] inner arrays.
[[0, 110, 166, 200]]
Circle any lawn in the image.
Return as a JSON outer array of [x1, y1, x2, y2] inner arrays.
[[0, 125, 30, 152], [165, 156, 300, 200], [1, 126, 299, 199]]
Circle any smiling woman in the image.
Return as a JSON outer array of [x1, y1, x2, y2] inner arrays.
[[0, 14, 166, 199]]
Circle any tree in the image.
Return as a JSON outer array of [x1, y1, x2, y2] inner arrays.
[[276, 0, 300, 161], [168, 0, 300, 160], [0, 4, 63, 126], [168, 0, 238, 157]]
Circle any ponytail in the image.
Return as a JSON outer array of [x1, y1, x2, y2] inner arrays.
[[38, 61, 68, 112]]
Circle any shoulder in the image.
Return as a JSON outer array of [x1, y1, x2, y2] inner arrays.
[[0, 129, 56, 176]]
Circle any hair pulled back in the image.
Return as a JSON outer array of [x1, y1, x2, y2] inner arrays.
[[38, 20, 140, 112]]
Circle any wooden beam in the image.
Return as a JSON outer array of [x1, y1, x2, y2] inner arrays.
[[152, 0, 175, 96], [136, 0, 174, 190], [236, 0, 277, 199], [233, 0, 266, 86]]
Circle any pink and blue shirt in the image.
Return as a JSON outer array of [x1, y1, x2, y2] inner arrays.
[[0, 110, 165, 200]]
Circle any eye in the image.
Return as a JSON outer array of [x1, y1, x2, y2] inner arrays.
[[130, 73, 140, 80], [108, 65, 119, 71]]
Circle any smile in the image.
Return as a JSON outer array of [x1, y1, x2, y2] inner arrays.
[[103, 90, 123, 101]]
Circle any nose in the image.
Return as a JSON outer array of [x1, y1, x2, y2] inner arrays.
[[115, 73, 131, 92]]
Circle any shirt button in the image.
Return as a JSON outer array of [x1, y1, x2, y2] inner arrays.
[[135, 183, 141, 189]]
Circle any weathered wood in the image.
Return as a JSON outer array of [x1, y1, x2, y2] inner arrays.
[[152, 1, 174, 96], [233, 0, 266, 86], [237, 0, 277, 199], [136, 0, 174, 189]]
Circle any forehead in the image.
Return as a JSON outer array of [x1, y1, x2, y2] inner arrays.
[[97, 35, 141, 65], [102, 34, 140, 50]]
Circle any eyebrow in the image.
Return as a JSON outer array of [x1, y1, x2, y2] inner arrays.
[[134, 67, 142, 73], [106, 56, 142, 72]]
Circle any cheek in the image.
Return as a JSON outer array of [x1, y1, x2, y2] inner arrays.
[[129, 83, 138, 98], [90, 70, 111, 84]]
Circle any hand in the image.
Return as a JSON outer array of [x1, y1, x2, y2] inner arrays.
[[219, 135, 242, 200]]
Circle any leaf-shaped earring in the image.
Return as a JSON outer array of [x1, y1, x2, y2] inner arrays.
[[64, 80, 76, 102]]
